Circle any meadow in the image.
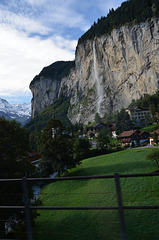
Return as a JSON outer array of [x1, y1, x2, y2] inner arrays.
[[33, 148, 159, 240]]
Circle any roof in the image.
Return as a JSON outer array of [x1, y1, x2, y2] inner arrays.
[[127, 106, 149, 111], [139, 131, 150, 136], [92, 123, 105, 128], [118, 130, 139, 138], [87, 123, 105, 130], [28, 152, 40, 157], [151, 129, 159, 135]]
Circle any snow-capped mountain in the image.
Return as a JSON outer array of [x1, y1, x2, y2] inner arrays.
[[0, 98, 31, 125]]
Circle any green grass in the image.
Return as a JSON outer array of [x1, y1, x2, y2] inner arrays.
[[33, 148, 159, 240]]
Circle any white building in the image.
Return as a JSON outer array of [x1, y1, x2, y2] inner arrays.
[[125, 106, 152, 121]]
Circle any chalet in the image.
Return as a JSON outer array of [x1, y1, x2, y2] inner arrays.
[[86, 123, 106, 137], [150, 129, 159, 145], [118, 130, 150, 146]]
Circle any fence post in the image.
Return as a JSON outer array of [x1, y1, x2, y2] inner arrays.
[[114, 173, 127, 240], [22, 177, 33, 240]]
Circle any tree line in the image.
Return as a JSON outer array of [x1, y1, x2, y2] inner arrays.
[[78, 0, 159, 44]]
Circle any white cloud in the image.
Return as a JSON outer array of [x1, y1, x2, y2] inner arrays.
[[0, 26, 76, 102], [24, 0, 47, 5], [0, 8, 51, 35], [0, 0, 125, 104], [23, 0, 90, 32]]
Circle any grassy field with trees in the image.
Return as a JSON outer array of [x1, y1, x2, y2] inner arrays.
[[33, 148, 159, 240]]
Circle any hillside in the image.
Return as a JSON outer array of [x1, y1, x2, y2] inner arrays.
[[33, 148, 159, 240]]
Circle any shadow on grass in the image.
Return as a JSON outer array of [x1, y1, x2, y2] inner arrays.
[[125, 209, 159, 240], [33, 210, 121, 240], [68, 160, 154, 177]]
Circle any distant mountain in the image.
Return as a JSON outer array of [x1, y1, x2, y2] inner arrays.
[[0, 98, 31, 125]]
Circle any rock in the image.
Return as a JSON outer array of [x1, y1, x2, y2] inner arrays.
[[30, 18, 159, 124]]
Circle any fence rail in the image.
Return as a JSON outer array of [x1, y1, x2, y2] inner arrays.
[[1, 172, 159, 240]]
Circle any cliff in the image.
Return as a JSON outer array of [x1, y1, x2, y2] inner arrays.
[[30, 18, 159, 124]]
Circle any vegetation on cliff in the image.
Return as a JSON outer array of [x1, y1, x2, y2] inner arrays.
[[78, 0, 159, 44], [30, 61, 75, 86], [25, 95, 72, 150]]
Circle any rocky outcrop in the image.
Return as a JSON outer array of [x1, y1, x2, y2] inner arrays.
[[30, 18, 159, 124]]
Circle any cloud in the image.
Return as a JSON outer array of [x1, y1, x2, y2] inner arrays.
[[0, 9, 51, 35], [0, 0, 125, 104], [0, 25, 76, 102]]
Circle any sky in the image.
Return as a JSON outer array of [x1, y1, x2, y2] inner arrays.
[[0, 0, 125, 104]]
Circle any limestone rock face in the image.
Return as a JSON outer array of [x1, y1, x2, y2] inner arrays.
[[30, 77, 60, 118], [30, 18, 159, 124]]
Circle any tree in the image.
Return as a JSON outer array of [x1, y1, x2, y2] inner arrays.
[[40, 119, 77, 177], [147, 149, 159, 168], [73, 137, 91, 160], [115, 109, 134, 134], [0, 117, 35, 238], [96, 126, 110, 149], [149, 103, 156, 120]]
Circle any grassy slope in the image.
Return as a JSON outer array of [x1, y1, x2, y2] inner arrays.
[[141, 123, 159, 133], [33, 148, 159, 240]]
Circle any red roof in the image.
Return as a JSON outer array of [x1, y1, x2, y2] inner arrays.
[[118, 130, 138, 138], [151, 129, 159, 135]]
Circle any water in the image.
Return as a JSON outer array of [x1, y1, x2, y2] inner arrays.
[[32, 171, 58, 199], [93, 40, 103, 115]]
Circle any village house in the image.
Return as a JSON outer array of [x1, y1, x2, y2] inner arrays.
[[86, 123, 106, 138], [118, 129, 150, 146], [86, 123, 117, 139]]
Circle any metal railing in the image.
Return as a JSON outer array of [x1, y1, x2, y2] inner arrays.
[[0, 172, 159, 240]]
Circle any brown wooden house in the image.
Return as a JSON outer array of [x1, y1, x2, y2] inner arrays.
[[118, 130, 149, 146]]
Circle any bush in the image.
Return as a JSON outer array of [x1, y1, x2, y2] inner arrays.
[[147, 149, 159, 168]]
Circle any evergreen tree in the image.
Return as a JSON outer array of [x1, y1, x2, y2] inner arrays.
[[40, 119, 77, 177], [78, 0, 158, 44], [73, 137, 91, 160], [115, 109, 134, 134], [0, 117, 35, 239], [96, 126, 110, 149]]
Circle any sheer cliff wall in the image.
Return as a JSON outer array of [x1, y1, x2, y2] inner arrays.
[[30, 18, 159, 124]]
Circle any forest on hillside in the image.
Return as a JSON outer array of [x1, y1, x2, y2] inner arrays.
[[78, 0, 159, 44]]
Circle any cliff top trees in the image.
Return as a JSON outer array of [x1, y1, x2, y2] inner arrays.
[[78, 0, 158, 44]]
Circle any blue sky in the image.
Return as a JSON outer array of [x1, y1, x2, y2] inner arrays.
[[0, 0, 125, 104]]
